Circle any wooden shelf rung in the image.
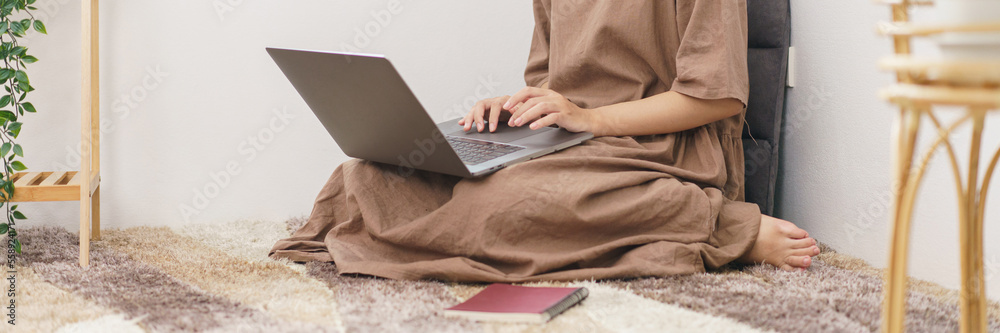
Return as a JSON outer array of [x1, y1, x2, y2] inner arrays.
[[878, 21, 1000, 37], [879, 55, 1000, 83], [14, 172, 43, 187], [880, 84, 1000, 108], [67, 171, 82, 186], [3, 171, 83, 202], [872, 0, 934, 6], [40, 171, 68, 186]]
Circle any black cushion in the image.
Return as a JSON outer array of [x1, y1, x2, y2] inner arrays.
[[742, 0, 790, 216], [747, 0, 790, 49], [743, 138, 773, 214], [746, 47, 787, 142]]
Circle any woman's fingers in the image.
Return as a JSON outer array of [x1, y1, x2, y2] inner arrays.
[[515, 100, 555, 127], [508, 97, 536, 126], [464, 106, 479, 131], [488, 96, 508, 132], [460, 110, 473, 130], [463, 90, 583, 133], [462, 102, 483, 132], [510, 96, 550, 126], [504, 87, 549, 110], [472, 100, 488, 132], [461, 92, 547, 131], [529, 113, 560, 130]]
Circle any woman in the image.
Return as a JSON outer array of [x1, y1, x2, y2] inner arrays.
[[271, 0, 819, 281]]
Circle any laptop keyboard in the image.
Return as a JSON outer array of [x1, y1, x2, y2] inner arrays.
[[446, 136, 525, 165]]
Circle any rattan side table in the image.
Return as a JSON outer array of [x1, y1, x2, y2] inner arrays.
[[877, 1, 1000, 332]]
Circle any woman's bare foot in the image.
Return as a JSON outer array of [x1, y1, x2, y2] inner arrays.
[[737, 214, 820, 271]]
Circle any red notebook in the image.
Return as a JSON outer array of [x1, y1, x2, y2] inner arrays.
[[443, 284, 589, 323]]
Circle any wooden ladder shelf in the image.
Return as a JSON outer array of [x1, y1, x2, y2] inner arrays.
[[9, 171, 99, 202], [4, 0, 101, 267]]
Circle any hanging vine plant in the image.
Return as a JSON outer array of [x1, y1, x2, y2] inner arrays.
[[0, 0, 46, 254]]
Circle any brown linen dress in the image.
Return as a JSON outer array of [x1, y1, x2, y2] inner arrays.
[[270, 0, 760, 282]]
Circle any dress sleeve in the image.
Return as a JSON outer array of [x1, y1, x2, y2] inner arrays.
[[671, 0, 749, 106], [524, 0, 551, 88]]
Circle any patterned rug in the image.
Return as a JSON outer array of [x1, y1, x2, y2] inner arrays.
[[6, 217, 1000, 333]]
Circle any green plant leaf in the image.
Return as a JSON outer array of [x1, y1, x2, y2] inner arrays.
[[9, 21, 23, 35], [12, 211, 25, 220], [8, 121, 21, 137], [0, 69, 13, 81], [21, 55, 36, 63], [10, 160, 26, 171], [0, 95, 10, 108], [1, 142, 10, 156], [32, 20, 45, 34], [0, 110, 14, 121], [14, 238, 20, 254], [14, 70, 27, 83], [21, 102, 33, 112], [12, 143, 21, 157], [10, 46, 25, 57], [0, 223, 7, 235]]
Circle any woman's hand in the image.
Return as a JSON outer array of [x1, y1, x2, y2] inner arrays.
[[458, 95, 512, 132], [503, 87, 595, 133]]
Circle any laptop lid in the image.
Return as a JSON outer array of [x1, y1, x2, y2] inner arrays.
[[266, 47, 472, 177]]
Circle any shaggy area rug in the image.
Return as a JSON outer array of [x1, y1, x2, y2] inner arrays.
[[5, 217, 999, 332]]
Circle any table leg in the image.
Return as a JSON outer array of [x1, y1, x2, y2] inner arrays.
[[883, 107, 922, 333], [959, 111, 987, 333]]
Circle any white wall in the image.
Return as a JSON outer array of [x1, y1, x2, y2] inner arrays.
[[22, 0, 533, 226], [18, 1, 998, 300], [779, 2, 999, 300]]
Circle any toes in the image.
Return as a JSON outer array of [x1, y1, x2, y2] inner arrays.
[[780, 222, 809, 239], [791, 247, 817, 257], [789, 228, 809, 239], [780, 264, 795, 272], [763, 215, 811, 239], [786, 255, 812, 269], [790, 237, 817, 249]]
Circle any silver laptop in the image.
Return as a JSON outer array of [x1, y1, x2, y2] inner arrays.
[[266, 48, 593, 177]]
